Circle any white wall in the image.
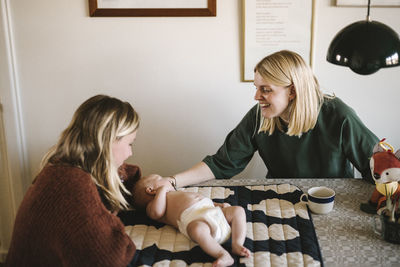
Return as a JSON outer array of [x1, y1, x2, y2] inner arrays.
[[9, 0, 260, 180], [1, 0, 400, 254]]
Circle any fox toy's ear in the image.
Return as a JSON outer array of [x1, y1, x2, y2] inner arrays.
[[373, 142, 386, 154]]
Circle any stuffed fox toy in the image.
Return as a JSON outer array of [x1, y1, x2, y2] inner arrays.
[[361, 139, 400, 214]]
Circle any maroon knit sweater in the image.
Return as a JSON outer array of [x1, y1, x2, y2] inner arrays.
[[5, 163, 141, 267]]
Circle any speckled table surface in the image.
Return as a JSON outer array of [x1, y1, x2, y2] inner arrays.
[[195, 178, 400, 267]]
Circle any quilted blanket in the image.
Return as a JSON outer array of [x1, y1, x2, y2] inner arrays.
[[120, 184, 323, 267]]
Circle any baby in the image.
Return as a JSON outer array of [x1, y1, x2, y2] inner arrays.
[[132, 175, 250, 267]]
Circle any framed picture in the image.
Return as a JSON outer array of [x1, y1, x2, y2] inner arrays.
[[89, 0, 216, 17], [242, 0, 315, 82], [336, 0, 400, 6]]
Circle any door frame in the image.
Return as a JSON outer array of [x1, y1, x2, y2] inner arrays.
[[0, 0, 29, 260]]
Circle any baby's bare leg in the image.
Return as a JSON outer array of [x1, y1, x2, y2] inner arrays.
[[222, 206, 250, 257], [186, 220, 233, 267]]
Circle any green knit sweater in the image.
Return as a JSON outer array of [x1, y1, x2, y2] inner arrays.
[[5, 163, 141, 267], [203, 97, 378, 182]]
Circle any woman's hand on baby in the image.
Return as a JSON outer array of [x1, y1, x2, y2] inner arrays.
[[156, 183, 174, 194]]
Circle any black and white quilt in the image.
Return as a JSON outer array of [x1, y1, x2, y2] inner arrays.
[[120, 184, 323, 266]]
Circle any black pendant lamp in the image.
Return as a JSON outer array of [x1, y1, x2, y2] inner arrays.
[[327, 0, 400, 75]]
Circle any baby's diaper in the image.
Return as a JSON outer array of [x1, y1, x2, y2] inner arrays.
[[177, 197, 231, 244]]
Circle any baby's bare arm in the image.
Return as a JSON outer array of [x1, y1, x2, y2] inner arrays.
[[146, 185, 169, 220]]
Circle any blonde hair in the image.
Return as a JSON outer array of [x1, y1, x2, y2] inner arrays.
[[41, 94, 140, 212], [254, 50, 324, 136]]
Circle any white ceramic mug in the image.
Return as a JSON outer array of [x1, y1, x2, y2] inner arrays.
[[300, 186, 335, 214]]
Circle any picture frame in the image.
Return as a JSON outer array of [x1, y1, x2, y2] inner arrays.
[[89, 0, 217, 17], [336, 0, 400, 6], [242, 0, 315, 82]]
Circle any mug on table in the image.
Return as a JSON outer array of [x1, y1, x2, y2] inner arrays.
[[300, 186, 335, 214]]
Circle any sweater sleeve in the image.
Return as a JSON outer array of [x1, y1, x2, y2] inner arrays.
[[339, 103, 379, 184], [203, 105, 259, 179], [58, 169, 136, 267]]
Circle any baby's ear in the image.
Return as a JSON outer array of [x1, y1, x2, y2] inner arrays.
[[145, 187, 156, 195]]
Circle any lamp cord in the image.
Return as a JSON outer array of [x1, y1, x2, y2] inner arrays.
[[367, 0, 371, 21]]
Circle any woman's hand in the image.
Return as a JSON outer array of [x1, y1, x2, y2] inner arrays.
[[164, 162, 215, 188], [157, 183, 175, 193], [146, 183, 174, 196]]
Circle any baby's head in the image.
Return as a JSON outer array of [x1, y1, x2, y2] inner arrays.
[[132, 174, 172, 210]]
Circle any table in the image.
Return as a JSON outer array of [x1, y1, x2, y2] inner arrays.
[[195, 178, 400, 267]]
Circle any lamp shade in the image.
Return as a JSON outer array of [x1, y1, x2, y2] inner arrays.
[[327, 20, 400, 75]]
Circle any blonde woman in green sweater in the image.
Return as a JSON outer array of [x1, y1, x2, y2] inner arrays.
[[166, 50, 378, 188]]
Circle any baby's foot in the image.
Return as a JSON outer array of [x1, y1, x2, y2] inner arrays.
[[212, 251, 234, 267], [232, 243, 251, 258]]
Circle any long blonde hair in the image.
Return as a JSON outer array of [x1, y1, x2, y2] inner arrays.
[[254, 50, 324, 136], [41, 94, 140, 212]]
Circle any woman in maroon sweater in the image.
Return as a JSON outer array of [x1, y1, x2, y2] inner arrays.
[[6, 95, 141, 267]]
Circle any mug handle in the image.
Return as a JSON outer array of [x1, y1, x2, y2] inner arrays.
[[300, 193, 308, 204]]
